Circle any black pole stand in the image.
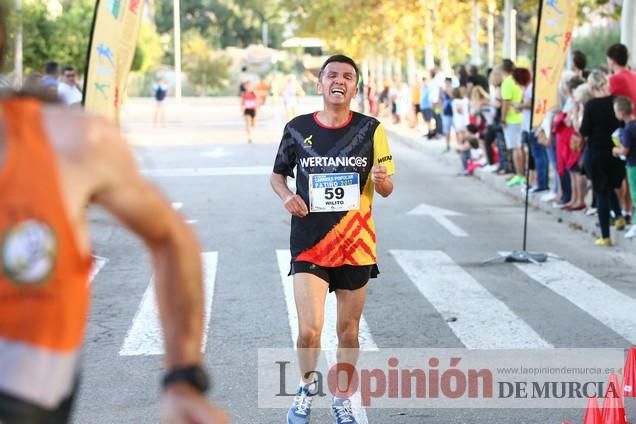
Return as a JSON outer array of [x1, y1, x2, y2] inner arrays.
[[482, 157, 548, 265], [482, 0, 548, 266]]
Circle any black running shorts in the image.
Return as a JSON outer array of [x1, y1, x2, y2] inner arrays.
[[290, 262, 379, 293]]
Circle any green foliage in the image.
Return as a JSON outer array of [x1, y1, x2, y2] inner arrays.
[[20, 0, 94, 74], [135, 22, 165, 72], [153, 0, 285, 48], [572, 25, 620, 68], [181, 29, 231, 95]]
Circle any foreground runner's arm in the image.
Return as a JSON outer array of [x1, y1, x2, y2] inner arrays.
[[271, 173, 308, 217], [81, 117, 228, 423]]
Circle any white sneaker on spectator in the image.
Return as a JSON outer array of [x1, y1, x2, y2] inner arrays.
[[483, 164, 498, 172], [585, 208, 598, 216], [625, 225, 636, 239], [541, 192, 557, 202]]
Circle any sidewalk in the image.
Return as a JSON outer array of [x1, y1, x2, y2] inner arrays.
[[384, 121, 636, 252]]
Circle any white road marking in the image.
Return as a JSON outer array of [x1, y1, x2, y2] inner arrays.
[[276, 250, 372, 424], [391, 250, 552, 349], [509, 255, 636, 344], [142, 166, 271, 177], [89, 255, 108, 284], [119, 252, 218, 356], [275, 250, 378, 351], [171, 202, 183, 210], [407, 203, 468, 237], [201, 147, 232, 159], [186, 219, 197, 224]]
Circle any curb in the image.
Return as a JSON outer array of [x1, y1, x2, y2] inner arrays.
[[385, 124, 635, 251]]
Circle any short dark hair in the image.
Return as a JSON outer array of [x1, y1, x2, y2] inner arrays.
[[502, 59, 515, 74], [319, 55, 359, 82], [62, 66, 76, 74], [44, 61, 59, 75], [512, 68, 531, 87], [607, 43, 629, 67], [444, 77, 452, 83], [469, 65, 479, 76], [566, 74, 585, 93], [614, 96, 633, 116], [572, 50, 587, 71]]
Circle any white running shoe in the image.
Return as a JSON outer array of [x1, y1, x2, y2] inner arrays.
[[541, 192, 557, 202], [625, 225, 636, 239]]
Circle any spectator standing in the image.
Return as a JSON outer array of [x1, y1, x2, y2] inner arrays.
[[579, 70, 626, 246], [57, 67, 82, 106], [607, 43, 635, 223], [514, 68, 549, 193], [41, 61, 60, 90], [500, 59, 526, 186], [613, 96, 636, 238], [152, 79, 168, 128]]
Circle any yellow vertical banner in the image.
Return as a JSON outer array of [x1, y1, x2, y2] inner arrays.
[[531, 0, 578, 128], [83, 0, 144, 123]]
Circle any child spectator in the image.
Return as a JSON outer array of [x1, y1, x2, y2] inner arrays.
[[457, 124, 483, 175], [613, 96, 636, 238], [452, 87, 469, 151]]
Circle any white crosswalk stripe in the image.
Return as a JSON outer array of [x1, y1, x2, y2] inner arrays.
[[276, 251, 372, 423], [119, 252, 218, 356], [509, 255, 636, 344], [391, 250, 553, 349], [275, 250, 378, 351]]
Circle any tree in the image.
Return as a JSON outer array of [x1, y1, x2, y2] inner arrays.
[[181, 29, 230, 95], [153, 0, 286, 48], [19, 0, 93, 75]]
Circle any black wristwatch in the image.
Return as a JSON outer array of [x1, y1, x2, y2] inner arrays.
[[162, 365, 210, 393]]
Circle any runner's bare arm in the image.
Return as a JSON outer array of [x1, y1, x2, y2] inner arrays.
[[372, 166, 393, 197], [270, 172, 308, 217], [85, 118, 204, 368]]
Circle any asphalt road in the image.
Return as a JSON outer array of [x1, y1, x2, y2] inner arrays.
[[73, 97, 636, 424]]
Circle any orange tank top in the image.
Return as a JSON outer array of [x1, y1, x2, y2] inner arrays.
[[0, 98, 91, 352]]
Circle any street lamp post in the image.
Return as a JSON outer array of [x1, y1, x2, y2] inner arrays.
[[173, 0, 182, 103]]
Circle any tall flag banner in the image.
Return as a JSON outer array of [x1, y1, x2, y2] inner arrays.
[[83, 0, 144, 123], [531, 0, 578, 128]]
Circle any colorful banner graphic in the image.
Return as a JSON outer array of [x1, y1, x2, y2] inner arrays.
[[531, 0, 578, 128], [83, 0, 144, 123]]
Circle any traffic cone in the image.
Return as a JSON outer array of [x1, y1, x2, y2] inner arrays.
[[582, 396, 602, 424], [602, 373, 627, 424], [623, 347, 636, 398]]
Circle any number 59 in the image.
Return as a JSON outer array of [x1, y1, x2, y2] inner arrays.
[[325, 187, 345, 200]]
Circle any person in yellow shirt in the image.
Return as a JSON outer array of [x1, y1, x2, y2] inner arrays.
[[500, 59, 526, 186]]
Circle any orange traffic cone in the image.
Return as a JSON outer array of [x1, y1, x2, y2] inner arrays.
[[623, 347, 636, 398], [602, 373, 627, 424], [583, 396, 602, 424]]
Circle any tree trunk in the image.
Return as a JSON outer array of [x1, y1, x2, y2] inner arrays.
[[471, 0, 482, 66], [488, 0, 495, 68], [407, 48, 417, 85], [503, 0, 512, 59]]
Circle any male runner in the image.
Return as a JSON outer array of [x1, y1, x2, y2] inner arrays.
[[271, 55, 395, 424], [0, 10, 227, 423]]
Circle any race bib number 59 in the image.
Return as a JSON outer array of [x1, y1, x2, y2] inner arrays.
[[309, 173, 360, 213]]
